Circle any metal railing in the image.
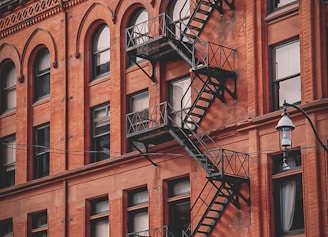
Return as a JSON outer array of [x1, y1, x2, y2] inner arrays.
[[126, 225, 173, 237], [126, 102, 168, 138]]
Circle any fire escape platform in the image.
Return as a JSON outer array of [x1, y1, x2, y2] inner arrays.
[[127, 37, 189, 64]]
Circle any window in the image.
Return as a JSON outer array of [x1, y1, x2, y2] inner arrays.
[[169, 77, 191, 127], [92, 25, 110, 79], [1, 135, 16, 188], [167, 177, 191, 236], [127, 187, 149, 234], [128, 91, 149, 151], [167, 0, 190, 40], [127, 9, 148, 66], [33, 124, 50, 179], [1, 61, 16, 113], [89, 196, 109, 237], [29, 211, 47, 237], [271, 39, 301, 110], [34, 48, 50, 101], [269, 0, 298, 12], [0, 218, 13, 237], [272, 150, 304, 236], [91, 104, 110, 163]]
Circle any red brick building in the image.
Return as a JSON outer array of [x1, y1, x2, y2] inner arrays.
[[0, 0, 327, 236]]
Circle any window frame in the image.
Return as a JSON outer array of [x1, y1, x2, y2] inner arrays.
[[270, 38, 301, 111], [127, 91, 149, 152], [127, 8, 148, 67], [127, 187, 149, 234], [268, 0, 299, 13], [33, 123, 50, 179], [1, 135, 16, 188], [88, 196, 109, 237], [1, 60, 16, 113], [34, 48, 50, 102], [91, 104, 110, 163], [0, 218, 13, 237], [167, 177, 191, 237], [271, 149, 304, 236], [29, 210, 48, 237], [92, 24, 110, 80]]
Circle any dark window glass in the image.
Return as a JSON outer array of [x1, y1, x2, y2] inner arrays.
[[30, 211, 47, 237], [167, 177, 190, 236], [89, 196, 109, 237], [127, 187, 149, 234], [0, 218, 13, 236], [268, 0, 298, 13], [91, 104, 110, 162], [1, 61, 16, 113], [34, 48, 50, 101], [272, 150, 304, 236], [1, 135, 16, 188], [92, 25, 110, 79], [270, 39, 301, 111], [34, 124, 50, 179]]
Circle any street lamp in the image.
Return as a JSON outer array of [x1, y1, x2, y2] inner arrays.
[[275, 100, 328, 158]]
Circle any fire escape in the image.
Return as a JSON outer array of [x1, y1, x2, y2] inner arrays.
[[125, 0, 250, 236]]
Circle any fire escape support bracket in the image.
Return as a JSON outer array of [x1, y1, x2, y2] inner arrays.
[[131, 143, 158, 167], [135, 60, 157, 84], [212, 0, 235, 16]]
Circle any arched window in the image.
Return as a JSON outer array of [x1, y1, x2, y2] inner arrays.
[[127, 8, 148, 66], [34, 48, 50, 101], [168, 0, 190, 40], [1, 61, 16, 113], [92, 25, 110, 79]]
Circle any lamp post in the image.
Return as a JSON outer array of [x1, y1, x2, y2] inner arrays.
[[275, 100, 328, 157]]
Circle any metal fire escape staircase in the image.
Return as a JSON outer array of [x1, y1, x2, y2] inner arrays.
[[126, 1, 249, 236]]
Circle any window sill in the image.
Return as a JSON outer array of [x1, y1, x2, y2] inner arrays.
[[265, 3, 299, 24], [125, 60, 148, 74], [32, 97, 50, 108], [0, 109, 16, 119], [89, 74, 110, 87]]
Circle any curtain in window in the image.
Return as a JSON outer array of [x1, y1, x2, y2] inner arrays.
[[133, 211, 148, 233], [94, 219, 109, 237], [280, 159, 296, 232]]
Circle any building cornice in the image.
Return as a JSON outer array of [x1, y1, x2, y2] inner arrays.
[[0, 0, 87, 39]]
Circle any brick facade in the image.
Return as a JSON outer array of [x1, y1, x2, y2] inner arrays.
[[0, 0, 327, 236]]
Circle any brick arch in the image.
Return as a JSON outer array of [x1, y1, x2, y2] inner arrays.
[[75, 2, 114, 58], [0, 43, 21, 82], [21, 27, 58, 83]]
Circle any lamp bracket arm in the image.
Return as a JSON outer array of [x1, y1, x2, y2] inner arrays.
[[283, 101, 328, 153]]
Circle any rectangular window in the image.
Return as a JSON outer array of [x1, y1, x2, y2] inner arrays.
[[29, 211, 47, 237], [91, 104, 110, 163], [269, 0, 298, 12], [127, 187, 149, 235], [271, 39, 301, 111], [272, 150, 304, 236], [34, 124, 50, 179], [89, 196, 109, 237], [1, 135, 16, 188], [167, 177, 191, 236], [128, 91, 149, 151], [169, 77, 191, 127], [0, 218, 13, 237]]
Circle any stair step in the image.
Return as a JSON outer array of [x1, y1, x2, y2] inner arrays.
[[193, 17, 206, 23], [194, 104, 208, 110], [190, 112, 203, 117], [201, 223, 212, 227], [189, 25, 202, 31], [197, 230, 209, 234], [199, 97, 212, 102], [201, 0, 212, 6], [183, 33, 197, 39], [198, 9, 210, 15], [205, 216, 217, 220]]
